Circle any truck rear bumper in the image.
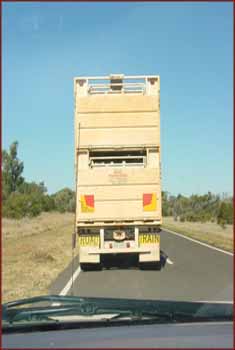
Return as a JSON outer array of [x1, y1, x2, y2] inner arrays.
[[79, 246, 160, 263], [88, 248, 150, 255]]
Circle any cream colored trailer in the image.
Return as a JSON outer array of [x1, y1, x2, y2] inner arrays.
[[74, 74, 162, 270]]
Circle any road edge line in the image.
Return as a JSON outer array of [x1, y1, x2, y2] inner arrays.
[[166, 258, 174, 265], [59, 265, 81, 296], [163, 228, 233, 256]]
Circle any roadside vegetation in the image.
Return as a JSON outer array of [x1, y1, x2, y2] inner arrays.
[[162, 191, 233, 228], [2, 141, 75, 219], [2, 142, 77, 302], [162, 217, 233, 252], [2, 212, 76, 303], [161, 191, 233, 251]]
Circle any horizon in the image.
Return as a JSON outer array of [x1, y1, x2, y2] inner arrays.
[[2, 138, 233, 199]]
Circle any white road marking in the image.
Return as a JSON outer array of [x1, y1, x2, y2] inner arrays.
[[166, 258, 174, 265], [52, 265, 82, 305], [59, 265, 81, 296], [164, 228, 233, 256], [52, 265, 81, 306]]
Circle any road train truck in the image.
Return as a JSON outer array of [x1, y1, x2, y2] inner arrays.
[[74, 74, 162, 270]]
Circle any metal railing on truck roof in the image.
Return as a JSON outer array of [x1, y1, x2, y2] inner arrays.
[[74, 74, 159, 95], [88, 82, 145, 94]]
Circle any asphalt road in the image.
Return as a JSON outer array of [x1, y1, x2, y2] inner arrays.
[[50, 229, 233, 302]]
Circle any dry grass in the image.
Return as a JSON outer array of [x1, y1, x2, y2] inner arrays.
[[162, 217, 233, 252], [2, 212, 76, 303]]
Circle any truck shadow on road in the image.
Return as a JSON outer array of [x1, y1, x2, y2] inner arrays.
[[100, 251, 168, 271]]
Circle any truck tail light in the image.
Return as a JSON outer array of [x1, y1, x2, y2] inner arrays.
[[126, 242, 130, 248], [109, 243, 113, 249]]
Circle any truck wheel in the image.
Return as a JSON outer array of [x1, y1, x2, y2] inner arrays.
[[80, 263, 91, 271], [80, 263, 102, 271], [154, 261, 162, 271]]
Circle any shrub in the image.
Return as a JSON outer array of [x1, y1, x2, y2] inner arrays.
[[41, 195, 55, 212], [217, 202, 233, 225], [3, 193, 29, 219], [2, 192, 51, 219], [52, 188, 75, 213]]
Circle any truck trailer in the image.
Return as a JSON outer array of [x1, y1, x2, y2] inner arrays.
[[74, 74, 162, 270]]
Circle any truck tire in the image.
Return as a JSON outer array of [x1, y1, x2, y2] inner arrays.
[[80, 263, 91, 271], [80, 263, 102, 271], [139, 261, 161, 271]]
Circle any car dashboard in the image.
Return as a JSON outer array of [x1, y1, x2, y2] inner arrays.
[[3, 321, 233, 348]]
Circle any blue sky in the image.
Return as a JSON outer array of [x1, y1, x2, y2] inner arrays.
[[3, 2, 233, 196]]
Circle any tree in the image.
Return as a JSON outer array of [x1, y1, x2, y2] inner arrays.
[[18, 181, 47, 195], [2, 142, 56, 218], [52, 188, 75, 213], [161, 190, 232, 226], [162, 191, 170, 216], [217, 201, 233, 227], [2, 141, 24, 199]]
